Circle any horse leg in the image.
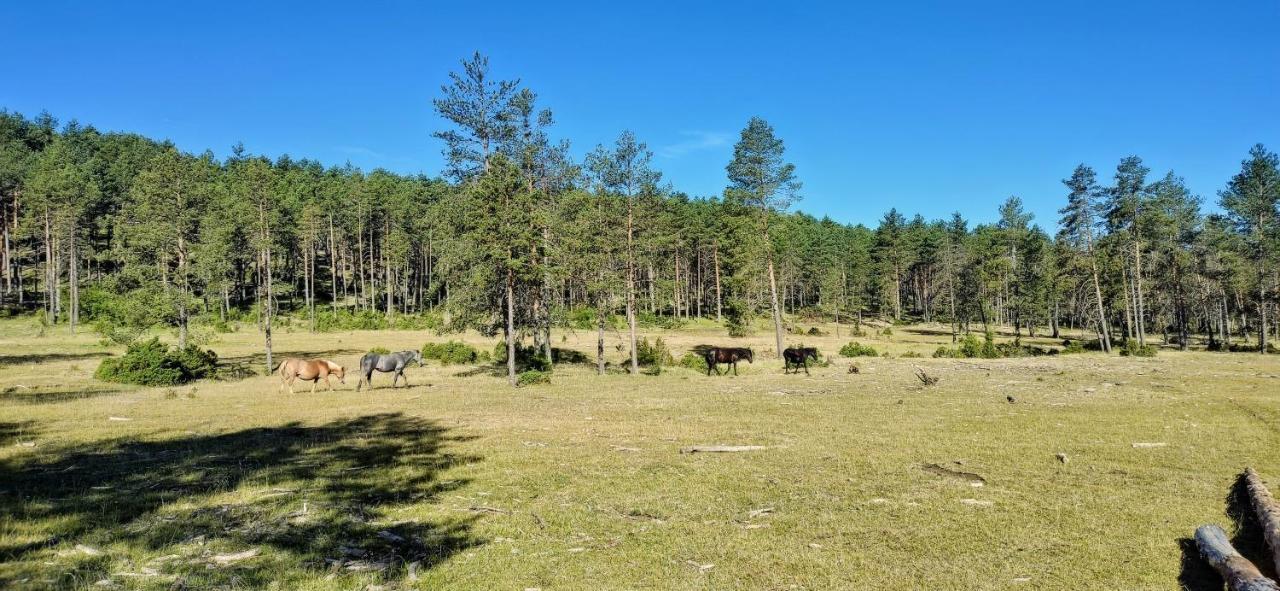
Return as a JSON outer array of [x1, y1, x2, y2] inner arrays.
[[400, 370, 409, 387], [310, 379, 317, 394], [324, 375, 333, 391], [803, 360, 810, 375], [732, 361, 739, 376]]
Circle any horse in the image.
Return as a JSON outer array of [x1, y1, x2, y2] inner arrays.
[[356, 350, 423, 391], [277, 358, 345, 394], [783, 347, 820, 375], [703, 347, 754, 376]]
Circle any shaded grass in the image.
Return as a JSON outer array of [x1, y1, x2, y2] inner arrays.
[[0, 413, 480, 589]]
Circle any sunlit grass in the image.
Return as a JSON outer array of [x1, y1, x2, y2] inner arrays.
[[1, 316, 1277, 589]]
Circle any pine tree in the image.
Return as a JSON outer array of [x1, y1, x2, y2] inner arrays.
[[1220, 144, 1280, 353], [726, 117, 800, 357], [1059, 164, 1112, 352]]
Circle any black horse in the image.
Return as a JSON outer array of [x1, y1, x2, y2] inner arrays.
[[703, 347, 754, 376], [783, 347, 819, 375], [356, 350, 423, 391]]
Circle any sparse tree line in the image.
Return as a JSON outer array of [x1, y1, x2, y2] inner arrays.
[[1, 53, 1277, 385]]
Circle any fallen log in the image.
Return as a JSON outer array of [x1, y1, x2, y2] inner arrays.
[[679, 445, 766, 454], [1245, 467, 1280, 574], [1195, 524, 1280, 591]]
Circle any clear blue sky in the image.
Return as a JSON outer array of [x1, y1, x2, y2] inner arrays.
[[2, 1, 1276, 228]]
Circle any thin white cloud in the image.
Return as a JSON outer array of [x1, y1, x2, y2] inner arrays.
[[658, 130, 731, 159]]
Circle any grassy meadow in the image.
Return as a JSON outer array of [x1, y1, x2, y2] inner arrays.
[[2, 317, 1279, 590]]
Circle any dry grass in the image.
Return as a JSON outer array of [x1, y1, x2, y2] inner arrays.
[[2, 316, 1279, 590]]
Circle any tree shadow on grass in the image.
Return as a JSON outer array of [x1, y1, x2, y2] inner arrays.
[[0, 352, 110, 368], [0, 421, 39, 446], [1177, 471, 1279, 590], [0, 386, 127, 405], [0, 413, 482, 589]]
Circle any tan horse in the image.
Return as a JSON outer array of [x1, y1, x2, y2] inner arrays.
[[277, 358, 346, 394]]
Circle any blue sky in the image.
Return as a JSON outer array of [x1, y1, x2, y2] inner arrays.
[[2, 0, 1276, 228]]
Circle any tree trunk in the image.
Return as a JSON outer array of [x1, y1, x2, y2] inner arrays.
[[1134, 239, 1146, 346], [596, 299, 606, 376], [1194, 524, 1280, 591], [767, 249, 784, 358], [506, 267, 517, 387], [713, 242, 723, 322], [68, 228, 78, 332], [626, 200, 638, 374], [384, 221, 393, 320], [260, 204, 274, 375], [1090, 258, 1112, 352]]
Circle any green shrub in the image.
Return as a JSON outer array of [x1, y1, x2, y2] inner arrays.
[[95, 338, 218, 386], [566, 306, 597, 330], [1061, 340, 1086, 354], [901, 351, 922, 358], [1119, 341, 1158, 357], [723, 301, 750, 337], [314, 309, 388, 332], [551, 347, 590, 364], [880, 327, 894, 336], [516, 369, 551, 386], [679, 351, 709, 372], [636, 337, 675, 367], [839, 342, 879, 357], [933, 345, 959, 358], [421, 340, 478, 365], [368, 346, 391, 355], [806, 327, 826, 336], [642, 364, 662, 376], [638, 312, 686, 330], [493, 342, 551, 371]]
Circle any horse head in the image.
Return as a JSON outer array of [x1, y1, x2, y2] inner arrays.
[[744, 349, 754, 364], [334, 364, 346, 384], [412, 350, 424, 366]]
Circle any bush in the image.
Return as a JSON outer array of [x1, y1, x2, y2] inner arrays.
[[551, 347, 590, 364], [636, 337, 675, 367], [95, 337, 218, 386], [1061, 340, 1086, 354], [806, 327, 827, 336], [839, 342, 879, 357], [516, 369, 551, 386], [638, 311, 686, 330], [901, 351, 922, 358], [679, 351, 709, 372], [880, 327, 894, 336], [1119, 341, 1158, 357], [493, 342, 550, 371], [368, 346, 391, 355], [936, 332, 1051, 358], [314, 309, 388, 332], [422, 340, 479, 365], [723, 301, 750, 337]]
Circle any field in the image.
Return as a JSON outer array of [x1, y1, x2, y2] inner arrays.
[[2, 318, 1279, 590]]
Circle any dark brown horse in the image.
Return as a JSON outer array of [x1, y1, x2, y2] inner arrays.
[[703, 347, 754, 376], [277, 358, 345, 394], [783, 347, 819, 375]]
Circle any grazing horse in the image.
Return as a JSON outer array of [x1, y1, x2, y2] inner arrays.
[[703, 347, 754, 376], [357, 350, 423, 391], [277, 358, 345, 394], [783, 347, 820, 375]]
